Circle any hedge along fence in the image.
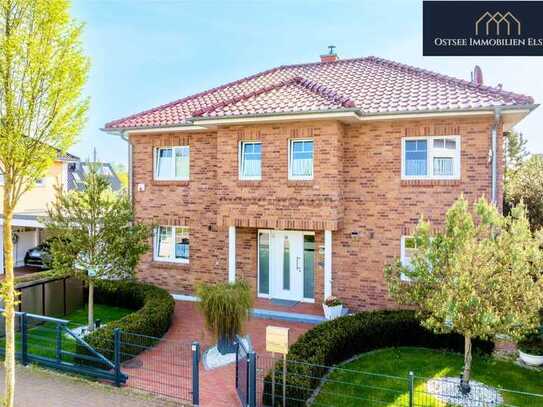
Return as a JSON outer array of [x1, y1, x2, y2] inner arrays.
[[263, 310, 494, 407], [75, 280, 175, 366]]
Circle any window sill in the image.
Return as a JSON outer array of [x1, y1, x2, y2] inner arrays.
[[401, 179, 461, 187], [152, 260, 190, 269], [151, 180, 190, 187]]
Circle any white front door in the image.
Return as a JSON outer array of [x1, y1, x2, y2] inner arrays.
[[270, 231, 304, 301]]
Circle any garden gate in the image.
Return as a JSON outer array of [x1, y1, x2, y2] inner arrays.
[[235, 335, 256, 407]]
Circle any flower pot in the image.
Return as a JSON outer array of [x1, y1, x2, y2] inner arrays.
[[519, 350, 543, 366], [217, 335, 237, 355], [323, 304, 343, 320]]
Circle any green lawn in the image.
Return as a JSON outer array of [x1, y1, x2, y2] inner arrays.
[[2, 304, 131, 363], [312, 348, 543, 407]]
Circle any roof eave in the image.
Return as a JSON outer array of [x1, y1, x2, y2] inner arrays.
[[102, 103, 537, 134]]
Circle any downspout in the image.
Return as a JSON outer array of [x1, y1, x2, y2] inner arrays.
[[119, 131, 133, 202], [491, 108, 501, 205]]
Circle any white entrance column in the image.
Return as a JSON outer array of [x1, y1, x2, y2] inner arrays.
[[228, 226, 236, 283], [324, 230, 332, 300]]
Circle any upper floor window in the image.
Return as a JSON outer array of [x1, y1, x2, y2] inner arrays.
[[402, 136, 460, 180], [239, 142, 262, 180], [154, 146, 190, 181], [154, 226, 189, 263], [289, 139, 313, 180]]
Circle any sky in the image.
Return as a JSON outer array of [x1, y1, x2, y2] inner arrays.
[[71, 0, 543, 165]]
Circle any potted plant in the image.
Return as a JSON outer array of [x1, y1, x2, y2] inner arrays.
[[323, 296, 343, 320], [196, 280, 253, 354], [518, 333, 543, 366]]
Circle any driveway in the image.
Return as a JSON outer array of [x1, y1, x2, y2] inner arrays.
[[0, 365, 182, 407]]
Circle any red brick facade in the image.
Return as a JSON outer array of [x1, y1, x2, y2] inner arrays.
[[130, 114, 503, 311]]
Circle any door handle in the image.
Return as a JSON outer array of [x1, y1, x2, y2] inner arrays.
[[296, 256, 301, 272]]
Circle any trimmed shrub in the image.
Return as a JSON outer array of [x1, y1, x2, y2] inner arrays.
[[76, 280, 175, 365], [263, 310, 494, 406]]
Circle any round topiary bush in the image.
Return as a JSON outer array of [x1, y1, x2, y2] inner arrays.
[[263, 310, 494, 406], [75, 280, 175, 365]]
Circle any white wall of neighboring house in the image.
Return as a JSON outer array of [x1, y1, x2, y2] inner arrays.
[[13, 229, 40, 267]]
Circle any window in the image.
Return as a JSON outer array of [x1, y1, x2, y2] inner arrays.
[[154, 226, 189, 263], [400, 236, 418, 281], [154, 146, 190, 181], [402, 136, 460, 179], [289, 139, 313, 180], [239, 142, 262, 180]]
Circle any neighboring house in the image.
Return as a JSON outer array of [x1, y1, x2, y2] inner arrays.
[[0, 151, 79, 270], [103, 53, 536, 311], [67, 161, 123, 192]]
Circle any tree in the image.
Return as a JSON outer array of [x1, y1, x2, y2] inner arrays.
[[0, 1, 88, 405], [44, 164, 149, 331], [505, 155, 543, 231], [385, 196, 543, 392], [111, 162, 128, 188], [504, 130, 528, 172]]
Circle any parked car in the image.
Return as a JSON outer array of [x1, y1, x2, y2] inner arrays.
[[24, 241, 52, 269]]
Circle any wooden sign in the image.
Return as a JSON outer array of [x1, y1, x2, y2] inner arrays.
[[266, 326, 289, 354]]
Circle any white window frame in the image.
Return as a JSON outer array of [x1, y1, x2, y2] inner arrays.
[[401, 136, 461, 180], [153, 226, 189, 264], [238, 141, 262, 181], [154, 146, 190, 181], [288, 139, 314, 181]]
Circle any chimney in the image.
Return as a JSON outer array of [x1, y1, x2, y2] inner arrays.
[[320, 45, 338, 63], [470, 65, 483, 86]]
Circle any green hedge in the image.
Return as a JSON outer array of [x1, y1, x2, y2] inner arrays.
[[76, 280, 175, 365], [263, 310, 494, 406]]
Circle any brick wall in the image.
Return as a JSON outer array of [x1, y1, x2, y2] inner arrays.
[[130, 115, 503, 310]]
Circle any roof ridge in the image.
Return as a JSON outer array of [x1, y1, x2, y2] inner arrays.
[[191, 76, 355, 117], [365, 56, 534, 104], [295, 77, 355, 107], [104, 65, 284, 129]]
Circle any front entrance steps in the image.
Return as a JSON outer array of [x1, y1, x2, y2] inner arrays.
[[251, 298, 349, 324], [250, 308, 325, 324]]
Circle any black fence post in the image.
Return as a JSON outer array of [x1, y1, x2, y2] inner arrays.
[[192, 341, 200, 407], [20, 312, 28, 366], [248, 351, 257, 407], [408, 371, 414, 407], [113, 328, 122, 387]]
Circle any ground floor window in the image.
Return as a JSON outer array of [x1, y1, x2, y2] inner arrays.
[[258, 232, 269, 295], [303, 235, 315, 299], [154, 226, 189, 263]]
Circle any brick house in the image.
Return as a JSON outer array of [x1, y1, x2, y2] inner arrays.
[[103, 54, 536, 311]]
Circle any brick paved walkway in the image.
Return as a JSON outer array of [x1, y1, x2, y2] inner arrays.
[[165, 301, 313, 407], [0, 365, 181, 407]]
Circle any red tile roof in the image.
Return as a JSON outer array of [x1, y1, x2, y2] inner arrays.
[[104, 56, 535, 130]]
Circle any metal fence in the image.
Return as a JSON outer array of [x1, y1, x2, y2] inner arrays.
[[0, 309, 200, 405], [84, 330, 199, 405], [0, 309, 125, 385], [237, 353, 543, 407]]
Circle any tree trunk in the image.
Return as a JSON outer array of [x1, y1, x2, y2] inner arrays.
[[87, 280, 94, 332], [463, 335, 472, 384], [2, 200, 16, 407]]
